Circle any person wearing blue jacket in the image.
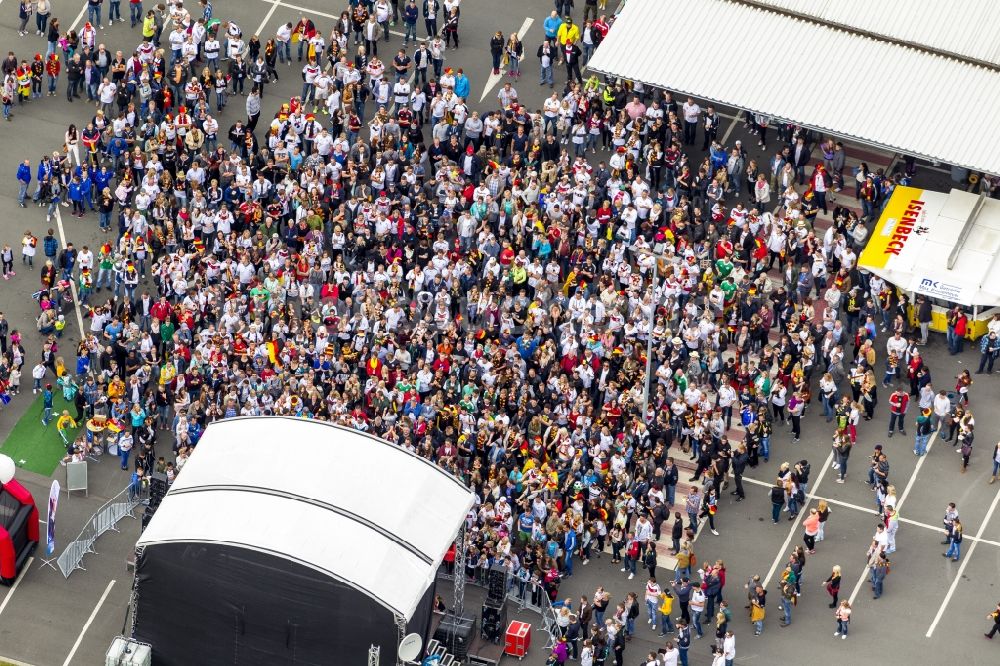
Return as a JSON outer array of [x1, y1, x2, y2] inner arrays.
[[543, 11, 563, 46], [92, 164, 112, 194], [16, 159, 31, 207], [516, 331, 539, 360], [453, 69, 469, 99], [401, 0, 418, 45], [34, 156, 53, 204], [68, 174, 85, 217], [79, 168, 95, 211], [563, 527, 578, 577]]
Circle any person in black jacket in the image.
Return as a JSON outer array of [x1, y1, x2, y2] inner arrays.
[[65, 53, 83, 101], [422, 0, 439, 38], [489, 30, 504, 74], [770, 478, 785, 523], [562, 42, 582, 85], [731, 444, 749, 500]]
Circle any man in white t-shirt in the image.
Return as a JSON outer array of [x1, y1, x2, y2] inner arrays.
[[682, 97, 701, 146]]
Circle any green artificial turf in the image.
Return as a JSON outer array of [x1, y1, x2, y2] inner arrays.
[[0, 391, 80, 476]]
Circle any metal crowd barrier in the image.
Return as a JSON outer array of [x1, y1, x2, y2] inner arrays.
[[56, 481, 149, 578], [437, 567, 560, 651]]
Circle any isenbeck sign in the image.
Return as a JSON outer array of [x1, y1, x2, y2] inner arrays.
[[884, 199, 925, 255]]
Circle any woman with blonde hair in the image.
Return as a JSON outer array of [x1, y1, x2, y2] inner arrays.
[[505, 33, 523, 78], [823, 565, 842, 608], [834, 600, 851, 638], [817, 499, 831, 540]]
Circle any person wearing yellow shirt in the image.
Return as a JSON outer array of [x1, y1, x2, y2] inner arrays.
[[556, 16, 580, 49], [56, 410, 77, 444], [658, 589, 676, 636], [510, 260, 527, 288], [159, 360, 177, 387], [142, 12, 157, 41]]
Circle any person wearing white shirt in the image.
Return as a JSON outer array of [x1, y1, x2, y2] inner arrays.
[[97, 78, 117, 116], [681, 97, 701, 145], [883, 332, 906, 361], [275, 22, 292, 63]]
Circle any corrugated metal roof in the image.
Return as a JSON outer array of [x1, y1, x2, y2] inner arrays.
[[588, 0, 1000, 175], [751, 0, 1000, 67]]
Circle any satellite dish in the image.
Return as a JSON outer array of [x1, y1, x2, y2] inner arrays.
[[0, 454, 15, 485], [398, 633, 423, 662]]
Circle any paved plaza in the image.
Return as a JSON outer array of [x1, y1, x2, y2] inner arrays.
[[0, 1, 997, 665]]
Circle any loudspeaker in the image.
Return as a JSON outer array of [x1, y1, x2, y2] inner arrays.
[[480, 599, 507, 644], [486, 564, 507, 602], [434, 613, 475, 660], [148, 472, 169, 510]]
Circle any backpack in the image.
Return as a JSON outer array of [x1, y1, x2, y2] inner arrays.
[[627, 540, 639, 559]]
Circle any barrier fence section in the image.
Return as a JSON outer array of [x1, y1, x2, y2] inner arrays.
[[437, 567, 560, 651], [56, 481, 149, 578]]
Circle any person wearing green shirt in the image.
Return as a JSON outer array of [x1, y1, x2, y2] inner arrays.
[[249, 284, 271, 305], [510, 262, 527, 287], [159, 319, 175, 351], [714, 257, 733, 280], [719, 277, 737, 305]]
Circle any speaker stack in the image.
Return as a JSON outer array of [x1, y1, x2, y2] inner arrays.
[[481, 564, 508, 644], [141, 472, 170, 532], [480, 599, 507, 644], [433, 613, 475, 661], [486, 564, 507, 601]]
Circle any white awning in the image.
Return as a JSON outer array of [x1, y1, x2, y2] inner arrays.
[[858, 186, 1000, 307], [588, 0, 1000, 175], [137, 417, 475, 620]]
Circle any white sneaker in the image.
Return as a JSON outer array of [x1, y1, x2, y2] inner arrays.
[[621, 567, 627, 572], [834, 632, 840, 637], [842, 634, 847, 640], [711, 530, 719, 536], [628, 573, 634, 580]]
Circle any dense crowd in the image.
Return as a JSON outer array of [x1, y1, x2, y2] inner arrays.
[[3, 1, 1000, 664]]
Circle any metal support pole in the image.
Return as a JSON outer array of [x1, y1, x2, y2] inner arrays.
[[394, 614, 408, 665], [452, 523, 466, 616], [368, 645, 381, 666]]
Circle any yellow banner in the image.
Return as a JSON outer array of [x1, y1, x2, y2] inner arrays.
[[858, 186, 926, 270]]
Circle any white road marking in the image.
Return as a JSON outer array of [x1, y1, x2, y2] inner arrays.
[[52, 208, 86, 340], [0, 656, 35, 666], [479, 17, 534, 103], [760, 449, 836, 589], [740, 473, 1000, 547], [256, 0, 284, 37], [925, 484, 1000, 637], [62, 579, 116, 666], [69, 1, 90, 31], [847, 429, 940, 605], [720, 116, 739, 147], [0, 557, 34, 617]]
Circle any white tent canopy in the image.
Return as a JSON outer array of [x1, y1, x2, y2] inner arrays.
[[587, 0, 1000, 175], [136, 417, 475, 620], [858, 186, 1000, 307]]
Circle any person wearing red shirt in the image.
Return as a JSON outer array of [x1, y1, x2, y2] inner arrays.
[[888, 389, 908, 437], [498, 243, 515, 267]]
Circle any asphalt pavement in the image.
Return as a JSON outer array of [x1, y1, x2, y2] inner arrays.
[[0, 1, 997, 665]]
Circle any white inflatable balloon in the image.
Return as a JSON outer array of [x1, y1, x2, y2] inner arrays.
[[0, 453, 15, 484]]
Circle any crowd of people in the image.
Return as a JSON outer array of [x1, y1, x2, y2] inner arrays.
[[2, 0, 1000, 664]]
